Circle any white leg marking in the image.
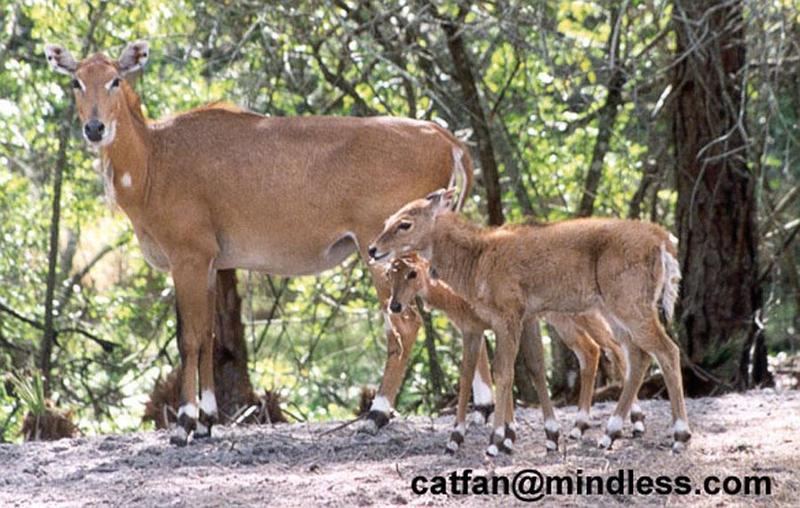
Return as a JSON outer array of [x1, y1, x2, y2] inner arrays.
[[196, 422, 208, 435], [200, 389, 218, 416], [575, 410, 589, 426], [502, 438, 514, 450], [493, 426, 505, 438], [606, 415, 624, 434], [486, 444, 499, 456], [446, 440, 460, 452], [672, 419, 689, 434], [471, 373, 494, 406], [178, 403, 198, 420], [545, 439, 558, 451], [370, 395, 392, 413], [598, 434, 613, 449], [633, 421, 646, 433], [507, 422, 518, 433], [569, 427, 583, 439], [544, 418, 560, 434]]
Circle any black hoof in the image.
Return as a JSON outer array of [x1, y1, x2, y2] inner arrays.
[[169, 427, 191, 447], [366, 410, 391, 429], [474, 404, 495, 423]]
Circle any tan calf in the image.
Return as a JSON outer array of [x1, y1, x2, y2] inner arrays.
[[45, 42, 473, 445], [386, 254, 633, 452], [369, 189, 687, 455]]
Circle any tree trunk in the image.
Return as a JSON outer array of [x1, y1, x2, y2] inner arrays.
[[672, 0, 767, 393], [439, 4, 505, 226], [39, 107, 72, 396]]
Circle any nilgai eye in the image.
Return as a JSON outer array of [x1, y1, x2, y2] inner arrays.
[[407, 271, 417, 280], [398, 222, 412, 231], [110, 77, 121, 88], [71, 79, 81, 89]]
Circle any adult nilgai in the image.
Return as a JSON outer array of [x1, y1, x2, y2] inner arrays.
[[45, 41, 472, 445]]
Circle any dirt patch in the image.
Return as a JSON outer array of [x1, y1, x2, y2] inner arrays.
[[0, 389, 797, 506]]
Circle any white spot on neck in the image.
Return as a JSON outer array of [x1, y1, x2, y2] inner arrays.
[[121, 172, 132, 188]]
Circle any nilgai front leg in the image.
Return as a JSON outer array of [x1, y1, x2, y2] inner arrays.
[[170, 254, 217, 446]]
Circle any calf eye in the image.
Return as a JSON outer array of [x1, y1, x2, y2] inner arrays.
[[110, 77, 121, 89], [407, 270, 417, 280], [71, 79, 81, 90], [398, 221, 412, 231]]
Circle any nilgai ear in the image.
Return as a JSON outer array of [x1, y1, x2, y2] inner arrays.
[[118, 40, 149, 76], [425, 188, 447, 203], [426, 187, 457, 214], [44, 44, 78, 76]]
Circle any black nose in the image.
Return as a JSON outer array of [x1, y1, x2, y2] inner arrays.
[[84, 120, 105, 142], [389, 301, 402, 313], [368, 246, 377, 259]]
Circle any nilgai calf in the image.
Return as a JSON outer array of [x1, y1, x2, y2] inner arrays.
[[385, 254, 633, 452], [369, 189, 687, 455]]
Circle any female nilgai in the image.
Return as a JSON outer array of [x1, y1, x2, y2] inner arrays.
[[45, 41, 473, 445], [385, 254, 633, 452], [369, 189, 688, 455]]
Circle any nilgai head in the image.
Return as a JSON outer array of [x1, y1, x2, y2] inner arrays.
[[368, 187, 455, 262], [44, 41, 149, 148], [386, 253, 429, 314]]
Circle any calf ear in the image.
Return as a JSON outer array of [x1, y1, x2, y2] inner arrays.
[[425, 187, 457, 214], [118, 40, 149, 76], [44, 44, 78, 76]]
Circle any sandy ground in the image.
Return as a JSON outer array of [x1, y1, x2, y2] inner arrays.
[[1, 389, 797, 507]]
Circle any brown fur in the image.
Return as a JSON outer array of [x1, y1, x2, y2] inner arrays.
[[370, 190, 688, 454], [47, 42, 473, 443], [386, 253, 630, 446]]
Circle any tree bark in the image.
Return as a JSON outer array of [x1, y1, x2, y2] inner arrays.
[[672, 0, 767, 393], [39, 107, 72, 396], [439, 4, 505, 226]]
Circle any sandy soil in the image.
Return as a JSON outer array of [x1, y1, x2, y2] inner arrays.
[[1, 389, 797, 507]]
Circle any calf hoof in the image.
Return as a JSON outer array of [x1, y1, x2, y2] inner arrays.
[[598, 430, 622, 450], [631, 410, 646, 437], [471, 404, 495, 426], [446, 426, 465, 454], [486, 426, 513, 456], [544, 419, 560, 452], [671, 419, 691, 453], [569, 419, 589, 440]]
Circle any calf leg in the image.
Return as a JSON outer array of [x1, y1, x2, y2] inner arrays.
[[487, 317, 522, 456], [447, 330, 483, 453], [519, 319, 560, 452], [599, 342, 650, 450], [471, 338, 494, 424], [581, 312, 645, 433]]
